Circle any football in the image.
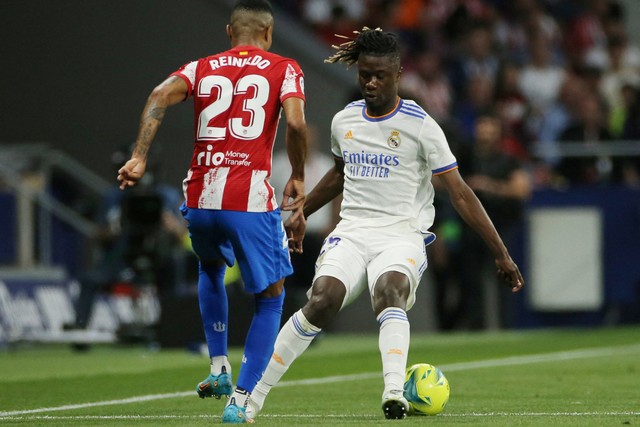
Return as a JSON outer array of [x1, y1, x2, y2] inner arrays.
[[403, 363, 450, 415]]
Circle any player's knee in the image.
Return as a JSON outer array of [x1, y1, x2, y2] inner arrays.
[[260, 279, 285, 298], [373, 279, 410, 313], [304, 282, 344, 327]]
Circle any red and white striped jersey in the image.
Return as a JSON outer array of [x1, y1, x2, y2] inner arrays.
[[171, 45, 305, 212]]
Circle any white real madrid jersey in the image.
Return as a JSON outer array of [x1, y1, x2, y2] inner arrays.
[[330, 98, 458, 232]]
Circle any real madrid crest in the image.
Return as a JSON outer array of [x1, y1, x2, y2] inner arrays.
[[388, 130, 401, 148]]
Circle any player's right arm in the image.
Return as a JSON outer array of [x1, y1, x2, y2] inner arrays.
[[303, 156, 345, 219], [284, 156, 344, 253], [118, 76, 188, 189], [300, 112, 345, 219]]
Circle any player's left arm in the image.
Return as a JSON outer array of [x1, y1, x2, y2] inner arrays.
[[280, 95, 308, 253], [280, 96, 307, 212], [437, 168, 524, 292], [118, 76, 188, 189]]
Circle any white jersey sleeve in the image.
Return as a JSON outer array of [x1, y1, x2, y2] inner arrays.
[[419, 114, 457, 175], [415, 111, 458, 233]]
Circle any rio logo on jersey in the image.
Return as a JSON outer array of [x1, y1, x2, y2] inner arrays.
[[197, 144, 252, 167]]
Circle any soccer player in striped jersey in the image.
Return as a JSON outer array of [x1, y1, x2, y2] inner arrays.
[[117, 0, 307, 423], [247, 27, 524, 421]]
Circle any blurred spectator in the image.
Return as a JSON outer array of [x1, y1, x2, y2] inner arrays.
[[301, 0, 365, 25], [419, 0, 474, 57], [598, 36, 640, 119], [614, 85, 640, 188], [556, 94, 615, 185], [453, 72, 496, 142], [607, 73, 640, 139], [584, 16, 640, 72], [448, 20, 501, 98], [494, 0, 563, 66], [536, 72, 590, 165], [494, 60, 529, 158], [518, 29, 567, 141], [617, 86, 640, 186], [386, 0, 430, 52], [301, 0, 365, 44], [363, 0, 399, 33], [399, 49, 453, 121], [442, 113, 532, 329], [440, 0, 496, 47], [390, 0, 425, 31], [67, 148, 187, 331], [563, 0, 612, 70]]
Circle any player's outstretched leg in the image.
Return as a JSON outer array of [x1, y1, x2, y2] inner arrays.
[[222, 292, 286, 423], [245, 309, 321, 421]]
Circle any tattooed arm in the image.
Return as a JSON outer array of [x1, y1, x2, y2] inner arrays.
[[118, 76, 188, 189]]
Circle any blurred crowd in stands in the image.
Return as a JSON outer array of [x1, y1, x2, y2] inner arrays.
[[274, 0, 640, 189], [269, 0, 640, 330]]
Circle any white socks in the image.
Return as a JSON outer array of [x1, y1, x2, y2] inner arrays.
[[229, 387, 250, 409], [250, 310, 321, 411], [377, 307, 410, 396], [210, 355, 231, 377], [246, 307, 409, 419]]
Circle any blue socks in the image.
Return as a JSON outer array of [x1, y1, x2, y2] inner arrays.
[[198, 262, 228, 358], [198, 261, 285, 394], [237, 290, 285, 392]]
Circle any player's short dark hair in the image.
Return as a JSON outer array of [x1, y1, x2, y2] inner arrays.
[[232, 0, 273, 15], [325, 27, 400, 68]]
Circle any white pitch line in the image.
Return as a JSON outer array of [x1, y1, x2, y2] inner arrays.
[[440, 343, 640, 372], [1, 343, 639, 418], [0, 392, 194, 417], [0, 411, 639, 421]]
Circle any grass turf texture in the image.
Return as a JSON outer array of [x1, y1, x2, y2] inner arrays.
[[0, 326, 638, 426]]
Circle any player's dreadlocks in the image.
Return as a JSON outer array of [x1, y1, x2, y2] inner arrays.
[[325, 27, 400, 68]]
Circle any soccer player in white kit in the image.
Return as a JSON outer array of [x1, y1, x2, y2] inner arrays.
[[247, 27, 524, 421]]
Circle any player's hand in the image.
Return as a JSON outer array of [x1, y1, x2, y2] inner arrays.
[[117, 158, 147, 190], [285, 208, 306, 254], [495, 256, 524, 292], [281, 178, 305, 212]]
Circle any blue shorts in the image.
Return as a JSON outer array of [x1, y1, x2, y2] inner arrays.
[[180, 205, 293, 294]]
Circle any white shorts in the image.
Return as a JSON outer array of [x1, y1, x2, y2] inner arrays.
[[309, 221, 428, 311]]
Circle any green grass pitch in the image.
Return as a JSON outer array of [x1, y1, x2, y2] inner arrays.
[[0, 326, 639, 426]]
